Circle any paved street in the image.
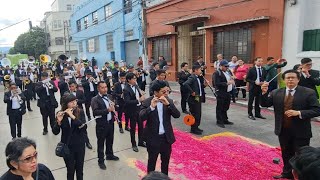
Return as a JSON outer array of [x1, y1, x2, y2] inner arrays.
[[0, 83, 319, 179]]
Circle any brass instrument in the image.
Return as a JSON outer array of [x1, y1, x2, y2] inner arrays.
[[42, 78, 54, 89], [4, 75, 10, 81], [89, 77, 98, 84], [120, 66, 127, 72], [12, 88, 24, 104]]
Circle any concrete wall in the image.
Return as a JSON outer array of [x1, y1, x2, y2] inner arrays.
[[51, 0, 80, 12], [282, 0, 320, 70]]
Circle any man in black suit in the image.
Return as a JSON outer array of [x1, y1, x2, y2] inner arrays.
[[111, 61, 120, 83], [91, 81, 119, 170], [112, 72, 129, 133], [14, 65, 24, 89], [35, 72, 58, 135], [177, 62, 191, 114], [136, 63, 148, 91], [193, 56, 207, 76], [123, 72, 145, 152], [149, 62, 159, 81], [140, 80, 180, 175], [214, 60, 235, 128], [246, 57, 267, 120], [81, 70, 97, 119], [149, 69, 170, 97], [183, 65, 206, 135], [299, 58, 320, 99], [4, 83, 26, 139], [260, 70, 320, 179]]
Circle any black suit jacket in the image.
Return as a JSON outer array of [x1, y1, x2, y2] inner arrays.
[[214, 69, 229, 95], [139, 96, 180, 147], [81, 77, 97, 99], [246, 66, 267, 91], [177, 70, 191, 88], [58, 80, 69, 97], [183, 74, 206, 103], [4, 91, 26, 115], [52, 109, 86, 147], [4, 69, 11, 75], [112, 82, 125, 106], [261, 86, 320, 138], [91, 94, 115, 125], [111, 68, 119, 83], [149, 69, 156, 81], [123, 83, 142, 115], [299, 69, 320, 98], [35, 80, 58, 108]]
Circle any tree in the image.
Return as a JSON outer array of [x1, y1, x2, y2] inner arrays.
[[12, 26, 48, 58], [8, 47, 16, 54]]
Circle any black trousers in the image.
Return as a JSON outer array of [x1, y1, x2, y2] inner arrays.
[[85, 92, 95, 118], [96, 122, 114, 163], [180, 88, 189, 112], [8, 110, 23, 138], [147, 135, 172, 175], [248, 88, 261, 116], [235, 79, 246, 98], [188, 97, 202, 130], [63, 144, 85, 180], [78, 106, 90, 144], [278, 128, 310, 175], [117, 105, 129, 129], [26, 100, 31, 110], [40, 104, 55, 132], [128, 111, 143, 146], [216, 92, 231, 124], [139, 81, 146, 91]]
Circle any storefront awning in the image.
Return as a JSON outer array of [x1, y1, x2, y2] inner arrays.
[[147, 32, 178, 38], [164, 14, 210, 26], [197, 16, 270, 30]]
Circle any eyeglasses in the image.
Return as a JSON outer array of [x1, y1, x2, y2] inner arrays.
[[18, 152, 38, 163]]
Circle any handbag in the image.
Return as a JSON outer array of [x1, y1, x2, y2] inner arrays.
[[55, 125, 73, 158]]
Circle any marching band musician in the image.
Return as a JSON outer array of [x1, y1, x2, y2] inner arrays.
[[81, 70, 97, 120], [22, 74, 34, 112], [127, 64, 135, 73], [66, 80, 93, 150], [149, 62, 160, 82], [123, 72, 146, 152], [105, 72, 114, 95], [4, 83, 26, 139], [177, 62, 191, 114], [14, 65, 24, 90], [111, 61, 120, 83], [136, 61, 148, 91], [149, 69, 170, 97], [91, 81, 120, 170], [58, 73, 71, 98], [101, 62, 111, 78], [112, 72, 130, 133], [35, 72, 59, 135]]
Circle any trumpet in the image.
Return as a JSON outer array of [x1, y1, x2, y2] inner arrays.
[[89, 77, 98, 84], [11, 88, 24, 104], [98, 71, 104, 77]]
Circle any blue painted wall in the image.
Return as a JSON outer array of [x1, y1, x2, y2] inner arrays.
[[70, 0, 143, 67]]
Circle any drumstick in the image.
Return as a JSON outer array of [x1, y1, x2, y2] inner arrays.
[[79, 116, 101, 129], [268, 72, 282, 83]]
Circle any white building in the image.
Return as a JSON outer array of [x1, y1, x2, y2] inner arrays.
[[282, 0, 320, 70], [41, 0, 80, 60]]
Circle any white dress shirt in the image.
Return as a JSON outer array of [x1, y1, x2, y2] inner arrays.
[[86, 78, 94, 92], [130, 85, 141, 106], [223, 71, 232, 92], [255, 66, 262, 83], [121, 83, 125, 90], [11, 95, 21, 109], [150, 102, 165, 135], [100, 94, 112, 121], [286, 86, 296, 96], [10, 74, 15, 83], [68, 117, 72, 127], [196, 76, 202, 96]]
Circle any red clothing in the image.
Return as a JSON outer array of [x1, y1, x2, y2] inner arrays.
[[234, 65, 249, 80]]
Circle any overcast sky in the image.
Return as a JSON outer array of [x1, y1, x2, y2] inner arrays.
[[0, 0, 53, 47]]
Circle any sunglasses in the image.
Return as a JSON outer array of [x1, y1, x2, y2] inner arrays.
[[19, 151, 38, 163]]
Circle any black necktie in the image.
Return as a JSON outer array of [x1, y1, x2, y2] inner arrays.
[[258, 68, 262, 81]]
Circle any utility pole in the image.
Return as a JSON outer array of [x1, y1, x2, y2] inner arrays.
[[67, 21, 71, 58], [63, 20, 67, 55], [141, 0, 148, 70]]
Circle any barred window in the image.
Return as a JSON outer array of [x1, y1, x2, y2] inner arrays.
[[124, 0, 132, 14], [84, 16, 88, 29], [92, 11, 98, 25], [87, 37, 100, 53], [67, 4, 72, 11], [105, 5, 112, 20], [79, 41, 83, 52], [212, 28, 252, 63], [55, 37, 64, 45], [152, 37, 172, 63], [106, 33, 113, 51], [303, 29, 320, 51]]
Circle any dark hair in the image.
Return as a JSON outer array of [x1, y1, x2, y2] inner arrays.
[[114, 61, 119, 65], [126, 72, 136, 81], [105, 62, 109, 65], [152, 62, 159, 67], [142, 171, 171, 180], [68, 80, 78, 86], [290, 146, 320, 180], [151, 80, 167, 93], [301, 58, 312, 64], [254, 57, 262, 61], [61, 93, 80, 119], [156, 69, 166, 76], [293, 64, 301, 71], [192, 65, 201, 71], [10, 82, 17, 87], [119, 72, 127, 77], [41, 72, 49, 77], [282, 69, 300, 80], [5, 138, 37, 170], [180, 62, 188, 68], [267, 57, 274, 61], [97, 81, 106, 87]]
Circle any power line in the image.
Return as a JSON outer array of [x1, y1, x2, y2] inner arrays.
[[0, 18, 30, 32]]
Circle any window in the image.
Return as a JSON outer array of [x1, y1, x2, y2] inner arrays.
[[84, 16, 89, 29], [152, 37, 172, 63], [125, 29, 134, 37], [77, 20, 81, 32], [53, 20, 58, 29], [79, 41, 83, 52], [106, 33, 113, 51], [55, 37, 64, 45], [124, 0, 132, 14], [87, 37, 100, 52], [67, 4, 72, 11], [212, 28, 252, 63], [303, 29, 320, 51], [92, 11, 98, 25], [105, 5, 112, 20], [57, 20, 62, 28]]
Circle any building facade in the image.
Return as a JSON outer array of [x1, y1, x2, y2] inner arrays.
[[146, 0, 286, 81], [70, 0, 146, 68], [282, 0, 320, 70], [41, 0, 80, 60]]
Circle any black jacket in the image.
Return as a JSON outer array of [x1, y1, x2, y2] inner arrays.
[[4, 91, 26, 115], [111, 68, 119, 83], [149, 69, 156, 81], [260, 86, 320, 138], [58, 80, 69, 97], [0, 163, 55, 180], [214, 69, 230, 95], [177, 70, 191, 91], [123, 83, 142, 115], [139, 96, 180, 147], [246, 66, 267, 91], [81, 77, 97, 99], [91, 94, 115, 125], [52, 109, 86, 147], [112, 82, 125, 106], [183, 74, 206, 103], [298, 69, 320, 98], [35, 80, 58, 108]]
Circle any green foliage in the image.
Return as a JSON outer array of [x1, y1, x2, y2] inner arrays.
[[8, 47, 16, 54], [6, 54, 28, 65], [13, 26, 47, 58]]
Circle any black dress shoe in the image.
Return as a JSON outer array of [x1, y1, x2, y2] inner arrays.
[[248, 115, 256, 120], [255, 115, 266, 119], [98, 163, 107, 170], [86, 142, 93, 149], [190, 129, 202, 135], [125, 127, 130, 131], [182, 110, 191, 114], [132, 146, 139, 152], [28, 109, 33, 112], [224, 121, 234, 125], [216, 123, 225, 128], [138, 142, 147, 148], [42, 131, 48, 135], [119, 128, 124, 134], [106, 155, 120, 161], [196, 128, 203, 132], [273, 173, 293, 179]]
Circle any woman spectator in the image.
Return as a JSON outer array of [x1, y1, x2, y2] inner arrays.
[[0, 137, 54, 180], [233, 59, 249, 99], [53, 93, 86, 180]]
